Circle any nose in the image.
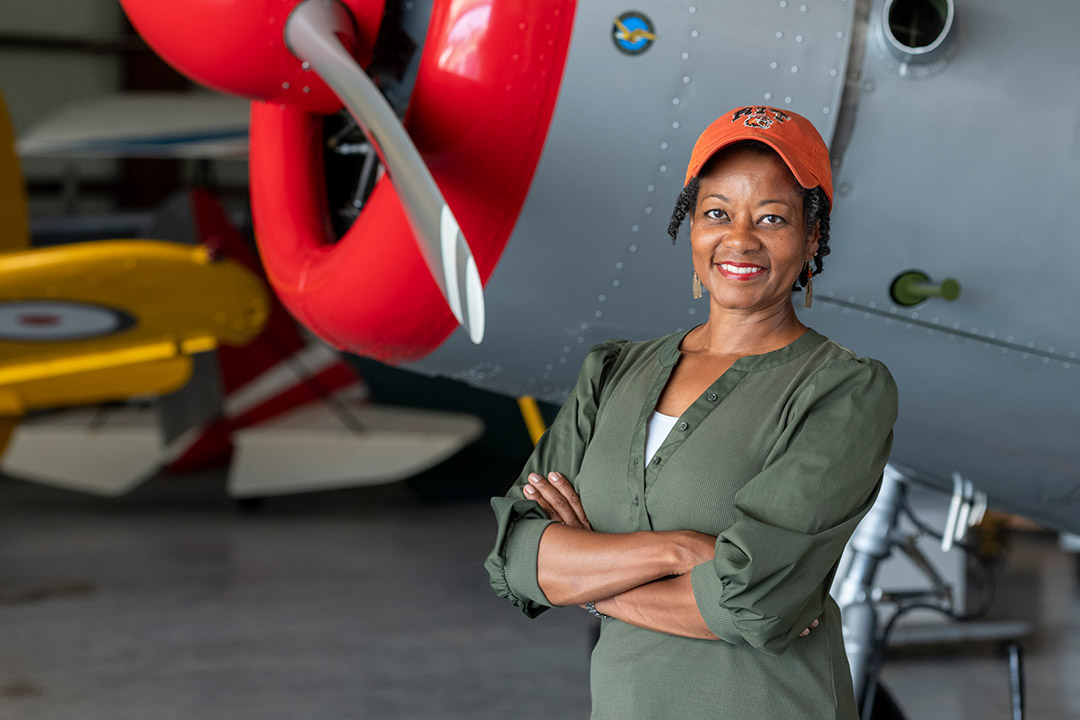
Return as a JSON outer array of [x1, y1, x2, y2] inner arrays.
[[721, 218, 762, 252]]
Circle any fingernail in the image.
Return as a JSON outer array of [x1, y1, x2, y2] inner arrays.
[[549, 472, 560, 483], [528, 474, 541, 484], [524, 485, 536, 495]]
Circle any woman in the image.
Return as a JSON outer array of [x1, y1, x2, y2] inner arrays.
[[485, 106, 897, 719]]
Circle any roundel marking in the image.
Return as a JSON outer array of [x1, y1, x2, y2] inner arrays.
[[612, 11, 657, 55], [0, 300, 136, 342]]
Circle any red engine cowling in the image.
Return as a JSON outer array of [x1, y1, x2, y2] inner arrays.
[[121, 0, 577, 362]]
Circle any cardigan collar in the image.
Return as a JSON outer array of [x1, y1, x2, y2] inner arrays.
[[658, 324, 827, 372]]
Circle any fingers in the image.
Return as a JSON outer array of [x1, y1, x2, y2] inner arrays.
[[523, 481, 559, 520], [799, 618, 821, 638], [523, 472, 591, 529], [546, 471, 592, 529], [525, 473, 573, 524]]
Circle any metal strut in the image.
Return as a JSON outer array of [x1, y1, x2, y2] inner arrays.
[[836, 463, 907, 706]]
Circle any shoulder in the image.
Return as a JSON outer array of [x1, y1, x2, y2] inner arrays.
[[580, 338, 630, 373], [795, 335, 898, 419], [573, 329, 684, 398], [581, 327, 683, 373], [569, 338, 630, 395]]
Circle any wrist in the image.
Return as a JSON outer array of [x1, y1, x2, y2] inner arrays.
[[595, 596, 619, 618], [633, 530, 691, 577], [585, 600, 609, 620], [667, 531, 703, 576]]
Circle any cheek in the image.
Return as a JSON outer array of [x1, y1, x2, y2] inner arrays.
[[688, 226, 700, 253], [689, 234, 712, 266], [689, 223, 715, 252]]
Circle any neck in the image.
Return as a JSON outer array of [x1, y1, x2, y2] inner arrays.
[[689, 302, 807, 356]]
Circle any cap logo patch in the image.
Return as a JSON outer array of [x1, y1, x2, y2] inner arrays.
[[731, 106, 790, 129]]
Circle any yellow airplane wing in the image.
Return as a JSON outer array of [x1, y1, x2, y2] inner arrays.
[[0, 240, 268, 420], [0, 87, 268, 462]]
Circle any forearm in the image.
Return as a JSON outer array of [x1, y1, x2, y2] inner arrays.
[[595, 574, 720, 641], [536, 524, 695, 606]]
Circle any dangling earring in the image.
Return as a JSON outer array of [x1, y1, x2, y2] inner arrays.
[[803, 262, 814, 309], [692, 269, 702, 299]]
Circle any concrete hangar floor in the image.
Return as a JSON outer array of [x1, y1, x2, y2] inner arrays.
[[0, 470, 1077, 720]]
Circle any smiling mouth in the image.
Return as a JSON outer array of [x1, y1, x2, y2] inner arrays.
[[716, 262, 767, 280]]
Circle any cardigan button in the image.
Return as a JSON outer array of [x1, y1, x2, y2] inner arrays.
[[706, 392, 719, 402], [678, 421, 688, 431], [652, 456, 662, 465], [631, 495, 640, 506]]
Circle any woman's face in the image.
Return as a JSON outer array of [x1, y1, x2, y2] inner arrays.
[[690, 147, 819, 317]]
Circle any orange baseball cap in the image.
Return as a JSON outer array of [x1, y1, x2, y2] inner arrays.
[[684, 106, 833, 208]]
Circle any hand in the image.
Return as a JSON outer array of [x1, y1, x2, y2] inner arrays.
[[799, 618, 820, 638], [524, 471, 592, 530]]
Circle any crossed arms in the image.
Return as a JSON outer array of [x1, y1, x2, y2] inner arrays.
[[525, 470, 818, 642], [486, 346, 895, 652]]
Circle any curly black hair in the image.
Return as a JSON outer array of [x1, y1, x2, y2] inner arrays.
[[666, 140, 831, 292]]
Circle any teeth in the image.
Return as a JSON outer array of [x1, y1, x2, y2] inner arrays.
[[720, 263, 764, 275]]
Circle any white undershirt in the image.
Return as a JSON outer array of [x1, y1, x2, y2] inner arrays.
[[644, 410, 679, 464]]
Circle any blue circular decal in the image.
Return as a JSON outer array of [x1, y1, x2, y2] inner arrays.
[[612, 11, 656, 55]]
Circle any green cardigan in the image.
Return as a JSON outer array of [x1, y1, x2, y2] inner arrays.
[[486, 327, 897, 719]]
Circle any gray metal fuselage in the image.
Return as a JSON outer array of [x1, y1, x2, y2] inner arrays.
[[406, 0, 1080, 534]]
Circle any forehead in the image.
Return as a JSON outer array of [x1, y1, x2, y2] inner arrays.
[[696, 145, 802, 200]]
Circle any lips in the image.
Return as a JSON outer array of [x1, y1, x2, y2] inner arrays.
[[716, 261, 767, 280]]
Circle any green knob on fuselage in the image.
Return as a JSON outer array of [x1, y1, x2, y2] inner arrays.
[[890, 270, 962, 306]]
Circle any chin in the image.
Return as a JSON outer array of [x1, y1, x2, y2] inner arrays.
[[709, 291, 791, 313]]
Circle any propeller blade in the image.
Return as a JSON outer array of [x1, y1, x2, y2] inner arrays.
[[284, 0, 485, 344]]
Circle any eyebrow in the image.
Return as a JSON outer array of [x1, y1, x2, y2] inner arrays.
[[703, 194, 793, 208]]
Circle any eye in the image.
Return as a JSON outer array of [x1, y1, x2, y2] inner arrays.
[[759, 214, 787, 225], [703, 208, 728, 220]]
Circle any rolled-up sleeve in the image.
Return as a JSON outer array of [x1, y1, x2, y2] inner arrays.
[[484, 340, 627, 617], [691, 357, 898, 654]]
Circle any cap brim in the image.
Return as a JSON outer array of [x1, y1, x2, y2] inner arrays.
[[687, 131, 833, 208]]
